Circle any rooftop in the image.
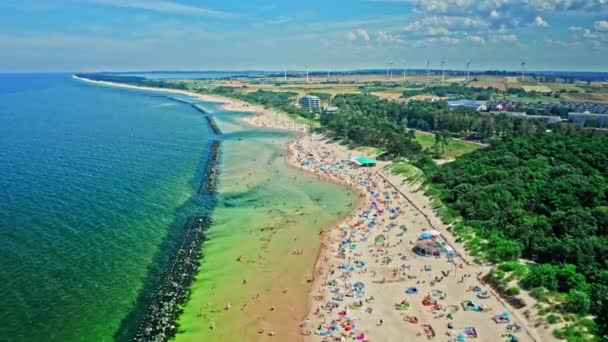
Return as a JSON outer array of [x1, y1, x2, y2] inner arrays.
[[352, 157, 376, 166]]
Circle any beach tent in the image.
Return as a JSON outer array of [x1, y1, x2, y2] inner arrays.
[[351, 157, 377, 167], [426, 229, 441, 236], [493, 312, 511, 324], [419, 232, 432, 240], [462, 300, 482, 312], [415, 240, 442, 257]]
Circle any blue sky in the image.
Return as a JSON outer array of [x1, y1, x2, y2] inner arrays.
[[0, 0, 606, 72]]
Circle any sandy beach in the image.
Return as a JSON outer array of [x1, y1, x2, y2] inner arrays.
[[73, 76, 554, 342], [236, 98, 555, 342]]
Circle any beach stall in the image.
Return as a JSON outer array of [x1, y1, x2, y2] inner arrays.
[[415, 240, 442, 257], [351, 157, 377, 167]]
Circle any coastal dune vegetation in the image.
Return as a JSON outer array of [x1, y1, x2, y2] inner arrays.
[[428, 133, 608, 340]]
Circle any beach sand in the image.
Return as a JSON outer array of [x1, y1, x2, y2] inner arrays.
[[74, 76, 555, 342], [233, 97, 556, 342]]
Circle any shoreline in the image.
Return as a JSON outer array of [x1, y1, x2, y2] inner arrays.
[[73, 75, 551, 342], [284, 140, 370, 342], [73, 75, 307, 134], [216, 98, 551, 341]]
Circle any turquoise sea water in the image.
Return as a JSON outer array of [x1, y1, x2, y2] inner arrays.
[[0, 74, 217, 341], [0, 74, 352, 342]]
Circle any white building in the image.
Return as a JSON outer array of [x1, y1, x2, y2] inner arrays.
[[488, 111, 562, 124], [447, 100, 487, 112], [322, 106, 339, 114], [299, 95, 321, 112]]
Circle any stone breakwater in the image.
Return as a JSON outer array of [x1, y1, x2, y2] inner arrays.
[[133, 215, 212, 342], [200, 140, 222, 194], [168, 97, 222, 135], [132, 132, 222, 341], [205, 115, 223, 135], [167, 97, 208, 115]]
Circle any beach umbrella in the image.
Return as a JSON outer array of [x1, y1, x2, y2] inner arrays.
[[420, 232, 431, 240]]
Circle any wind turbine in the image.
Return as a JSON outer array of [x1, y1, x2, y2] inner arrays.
[[386, 61, 390, 79], [466, 60, 471, 81], [306, 64, 310, 83], [284, 66, 287, 81], [441, 58, 446, 85], [389, 61, 394, 80], [520, 61, 526, 81], [401, 59, 407, 82], [427, 59, 430, 82], [328, 65, 331, 79]]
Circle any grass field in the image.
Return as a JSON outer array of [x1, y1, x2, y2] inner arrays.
[[563, 93, 608, 102], [414, 130, 482, 159], [521, 85, 552, 93], [163, 74, 608, 108], [545, 83, 585, 92]]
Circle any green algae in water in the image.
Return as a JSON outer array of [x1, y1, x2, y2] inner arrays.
[[174, 108, 353, 341]]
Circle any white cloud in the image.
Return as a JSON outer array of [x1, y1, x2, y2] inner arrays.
[[569, 26, 583, 32], [411, 36, 461, 47], [467, 35, 486, 45], [400, 14, 526, 47], [401, 15, 487, 43], [347, 29, 371, 43], [489, 34, 519, 43], [412, 0, 606, 36], [568, 22, 608, 46], [396, 0, 607, 48], [595, 20, 608, 31], [376, 31, 405, 44], [427, 26, 452, 36], [534, 16, 549, 27], [82, 0, 235, 18], [347, 28, 405, 46], [416, 0, 606, 16]]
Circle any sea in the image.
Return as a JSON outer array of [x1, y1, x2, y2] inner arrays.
[[0, 74, 352, 341]]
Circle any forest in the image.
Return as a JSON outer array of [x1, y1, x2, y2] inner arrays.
[[429, 133, 608, 339], [323, 93, 554, 145]]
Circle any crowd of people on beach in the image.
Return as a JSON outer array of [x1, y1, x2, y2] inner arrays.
[[285, 135, 529, 342]]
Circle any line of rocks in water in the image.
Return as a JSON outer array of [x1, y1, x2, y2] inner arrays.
[[166, 97, 209, 115], [205, 115, 223, 135], [200, 140, 222, 194], [167, 97, 222, 135], [131, 134, 222, 341], [133, 215, 212, 342]]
